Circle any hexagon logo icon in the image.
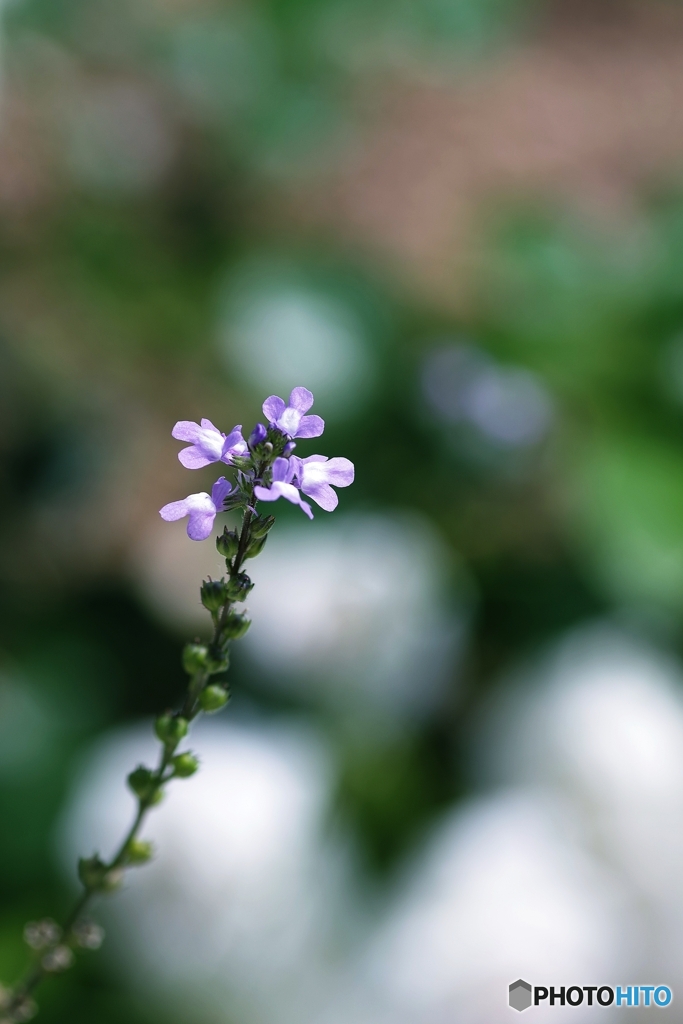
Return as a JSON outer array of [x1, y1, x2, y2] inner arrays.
[[509, 979, 532, 1012]]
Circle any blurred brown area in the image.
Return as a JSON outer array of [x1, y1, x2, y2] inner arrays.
[[291, 0, 683, 308]]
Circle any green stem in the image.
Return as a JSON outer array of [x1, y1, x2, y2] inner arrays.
[[180, 670, 207, 721], [233, 504, 254, 576], [6, 739, 177, 1015], [207, 490, 256, 671], [5, 495, 261, 1019]]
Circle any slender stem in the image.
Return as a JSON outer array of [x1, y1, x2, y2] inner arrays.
[[180, 671, 207, 721], [6, 739, 176, 1015], [5, 488, 263, 1019], [59, 889, 93, 942], [233, 505, 254, 576], [208, 488, 257, 663]]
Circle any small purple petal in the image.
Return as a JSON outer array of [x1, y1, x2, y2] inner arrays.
[[254, 485, 276, 502], [301, 480, 338, 511], [263, 395, 286, 423], [296, 456, 354, 510], [300, 455, 354, 488], [288, 387, 315, 414], [221, 425, 248, 461], [271, 457, 293, 484], [294, 414, 325, 439], [211, 475, 235, 509], [254, 481, 301, 504], [187, 510, 217, 540], [319, 456, 355, 487], [283, 441, 297, 455], [160, 497, 196, 522], [172, 421, 204, 443], [288, 455, 304, 485], [177, 447, 216, 469]]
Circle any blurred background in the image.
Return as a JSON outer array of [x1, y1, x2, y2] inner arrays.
[[5, 0, 683, 1020]]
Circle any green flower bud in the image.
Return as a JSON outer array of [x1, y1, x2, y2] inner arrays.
[[230, 456, 253, 470], [250, 514, 276, 540], [155, 714, 188, 747], [78, 855, 108, 890], [225, 572, 253, 602], [182, 642, 209, 675], [172, 752, 199, 777], [216, 528, 240, 559], [125, 839, 153, 865], [245, 533, 268, 558], [127, 767, 162, 805], [220, 612, 250, 641], [266, 427, 288, 455], [127, 766, 155, 799], [198, 684, 229, 713], [201, 578, 229, 613]]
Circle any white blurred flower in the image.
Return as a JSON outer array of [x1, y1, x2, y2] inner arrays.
[[364, 790, 632, 1024], [484, 629, 683, 893], [479, 624, 683, 984], [243, 514, 466, 722], [218, 266, 375, 416], [58, 717, 353, 1024], [422, 344, 553, 447], [336, 626, 683, 1023]]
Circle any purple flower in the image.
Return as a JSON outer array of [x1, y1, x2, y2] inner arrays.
[[253, 458, 313, 518], [292, 455, 355, 510], [262, 387, 324, 439], [254, 454, 354, 519], [159, 477, 236, 540], [172, 419, 248, 469]]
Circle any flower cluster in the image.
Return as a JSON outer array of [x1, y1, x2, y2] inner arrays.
[[160, 387, 354, 539], [158, 387, 353, 733], [2, 388, 354, 1024]]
